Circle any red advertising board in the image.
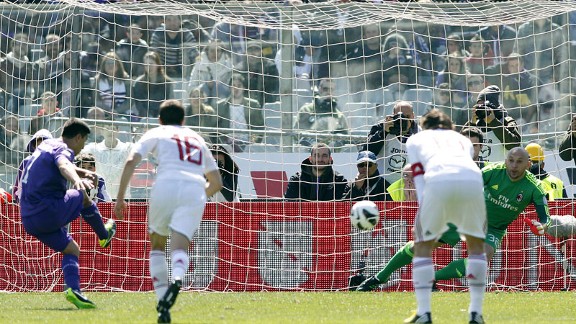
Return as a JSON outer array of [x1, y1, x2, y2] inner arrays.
[[0, 202, 574, 292]]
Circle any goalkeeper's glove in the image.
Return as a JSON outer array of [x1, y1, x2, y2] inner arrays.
[[524, 218, 545, 236]]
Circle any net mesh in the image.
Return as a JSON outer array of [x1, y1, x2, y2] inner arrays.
[[0, 0, 575, 292]]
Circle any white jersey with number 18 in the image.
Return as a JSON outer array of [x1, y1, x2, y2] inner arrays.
[[132, 125, 218, 185]]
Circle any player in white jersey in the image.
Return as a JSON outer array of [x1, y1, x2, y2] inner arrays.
[[404, 110, 487, 324], [114, 100, 222, 324]]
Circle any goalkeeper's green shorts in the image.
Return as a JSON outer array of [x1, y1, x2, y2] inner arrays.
[[438, 224, 505, 250]]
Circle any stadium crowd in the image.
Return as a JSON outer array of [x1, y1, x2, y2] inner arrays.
[[1, 8, 576, 201]]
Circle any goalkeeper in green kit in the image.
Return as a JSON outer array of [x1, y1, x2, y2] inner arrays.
[[357, 147, 551, 292]]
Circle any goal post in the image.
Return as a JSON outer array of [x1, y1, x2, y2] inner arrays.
[[0, 0, 575, 292]]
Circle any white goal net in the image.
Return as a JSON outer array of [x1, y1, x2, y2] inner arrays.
[[1, 0, 575, 292]]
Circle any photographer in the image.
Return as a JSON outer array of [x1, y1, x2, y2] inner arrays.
[[465, 85, 521, 163], [209, 144, 240, 202], [294, 78, 350, 147], [362, 101, 418, 188]]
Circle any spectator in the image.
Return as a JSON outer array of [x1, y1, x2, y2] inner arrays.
[[435, 53, 469, 106], [345, 23, 384, 95], [12, 129, 53, 203], [465, 85, 521, 163], [215, 73, 263, 152], [236, 41, 279, 106], [465, 74, 486, 109], [388, 22, 434, 86], [185, 87, 217, 142], [460, 126, 486, 169], [181, 18, 211, 44], [516, 18, 569, 92], [490, 53, 540, 128], [381, 33, 415, 100], [188, 40, 233, 108], [559, 115, 576, 165], [209, 144, 240, 202], [433, 83, 467, 128], [284, 142, 348, 201], [93, 51, 134, 118], [115, 24, 149, 78], [362, 101, 418, 187], [29, 91, 64, 135], [74, 152, 113, 203], [386, 163, 416, 202], [275, 27, 328, 85], [35, 34, 63, 96], [0, 33, 37, 117], [82, 123, 133, 199], [343, 151, 388, 201], [465, 34, 493, 75], [525, 143, 566, 201], [150, 15, 198, 79], [58, 48, 94, 117], [477, 25, 517, 66], [437, 33, 469, 72], [211, 20, 260, 65], [294, 78, 349, 147], [133, 51, 174, 118]]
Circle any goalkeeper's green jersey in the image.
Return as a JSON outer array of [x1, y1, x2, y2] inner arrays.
[[482, 162, 550, 231]]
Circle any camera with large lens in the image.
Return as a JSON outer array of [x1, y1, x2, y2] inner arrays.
[[388, 112, 410, 136], [475, 100, 496, 127], [316, 97, 336, 112]]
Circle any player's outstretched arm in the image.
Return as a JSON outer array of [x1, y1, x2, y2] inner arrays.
[[114, 151, 142, 220]]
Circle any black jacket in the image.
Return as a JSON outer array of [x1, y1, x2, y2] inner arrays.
[[284, 158, 348, 201], [342, 170, 389, 201]]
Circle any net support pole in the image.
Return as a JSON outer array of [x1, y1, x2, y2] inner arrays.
[[279, 5, 295, 151], [70, 8, 83, 118]]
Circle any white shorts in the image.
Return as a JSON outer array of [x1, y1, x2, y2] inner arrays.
[[148, 179, 207, 240], [414, 180, 486, 243]]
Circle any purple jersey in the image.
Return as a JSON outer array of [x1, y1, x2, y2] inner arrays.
[[20, 139, 76, 216]]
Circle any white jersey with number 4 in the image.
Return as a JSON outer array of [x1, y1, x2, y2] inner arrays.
[[132, 125, 218, 185]]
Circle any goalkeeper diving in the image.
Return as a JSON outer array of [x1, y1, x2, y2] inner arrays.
[[356, 147, 551, 291]]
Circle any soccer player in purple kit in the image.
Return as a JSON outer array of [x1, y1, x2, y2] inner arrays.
[[19, 118, 117, 309]]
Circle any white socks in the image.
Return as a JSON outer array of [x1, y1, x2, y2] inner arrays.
[[171, 249, 190, 280], [467, 254, 487, 315], [413, 257, 434, 315], [150, 250, 168, 301]]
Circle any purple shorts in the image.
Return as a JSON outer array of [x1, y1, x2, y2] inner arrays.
[[21, 189, 84, 252]]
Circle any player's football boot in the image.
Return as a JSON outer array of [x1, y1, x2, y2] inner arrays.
[[156, 277, 182, 323], [157, 306, 171, 324], [99, 219, 117, 248], [159, 278, 182, 310], [404, 311, 432, 323], [469, 312, 485, 324], [64, 288, 96, 309], [355, 276, 381, 292]]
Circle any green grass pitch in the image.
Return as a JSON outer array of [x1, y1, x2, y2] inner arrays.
[[1, 291, 574, 323]]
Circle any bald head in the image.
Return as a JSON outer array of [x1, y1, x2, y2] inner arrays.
[[393, 101, 414, 119], [505, 147, 530, 181], [507, 147, 530, 160]]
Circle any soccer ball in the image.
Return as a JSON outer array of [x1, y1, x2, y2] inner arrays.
[[350, 201, 380, 230]]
